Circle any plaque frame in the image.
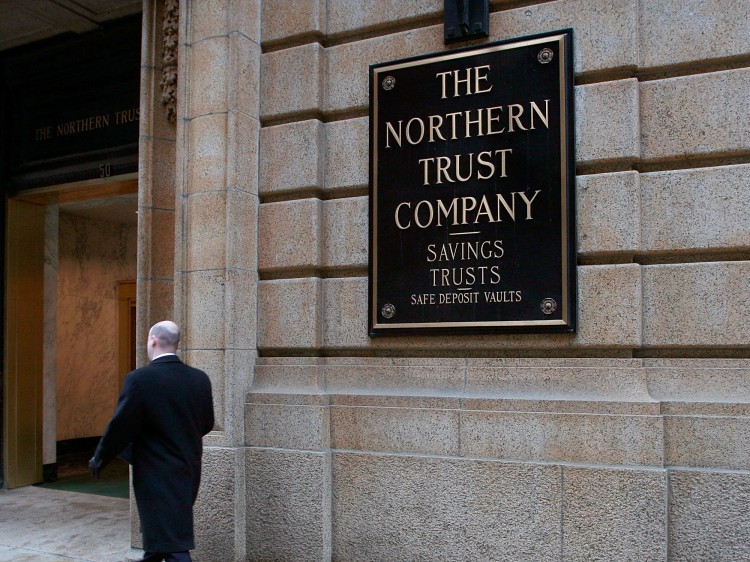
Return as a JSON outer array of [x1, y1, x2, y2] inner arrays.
[[369, 29, 576, 336]]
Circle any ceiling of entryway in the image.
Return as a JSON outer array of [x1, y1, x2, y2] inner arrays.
[[0, 0, 141, 52], [59, 193, 139, 225], [1, 2, 143, 224]]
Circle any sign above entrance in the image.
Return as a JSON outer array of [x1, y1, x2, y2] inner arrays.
[[1, 16, 141, 191], [369, 30, 576, 335]]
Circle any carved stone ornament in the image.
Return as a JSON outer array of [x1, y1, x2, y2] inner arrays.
[[160, 0, 179, 124]]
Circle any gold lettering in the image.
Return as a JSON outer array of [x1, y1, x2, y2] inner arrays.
[[529, 100, 549, 129], [436, 65, 494, 98], [395, 202, 412, 230], [428, 114, 446, 142], [507, 104, 527, 132], [114, 108, 139, 125], [385, 120, 402, 148], [405, 117, 425, 145], [518, 190, 542, 219], [418, 149, 512, 185], [464, 108, 484, 138], [35, 126, 53, 141], [383, 101, 550, 150], [55, 112, 111, 137], [486, 106, 505, 134]]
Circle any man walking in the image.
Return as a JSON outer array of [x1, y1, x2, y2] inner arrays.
[[90, 320, 214, 562]]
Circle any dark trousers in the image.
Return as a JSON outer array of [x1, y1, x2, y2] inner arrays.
[[142, 552, 191, 562]]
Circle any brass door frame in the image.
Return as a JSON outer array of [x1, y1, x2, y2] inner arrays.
[[3, 175, 137, 488], [3, 199, 45, 488]]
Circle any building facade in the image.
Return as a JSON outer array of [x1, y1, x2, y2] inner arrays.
[[3, 0, 750, 560]]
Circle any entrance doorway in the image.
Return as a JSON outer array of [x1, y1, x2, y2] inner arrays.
[[3, 176, 137, 489]]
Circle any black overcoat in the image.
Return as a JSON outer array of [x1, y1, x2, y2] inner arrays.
[[94, 355, 214, 552]]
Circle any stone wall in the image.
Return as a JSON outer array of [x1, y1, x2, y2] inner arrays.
[[158, 1, 750, 560], [56, 212, 137, 441]]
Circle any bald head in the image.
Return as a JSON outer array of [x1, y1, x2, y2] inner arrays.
[[147, 321, 180, 360]]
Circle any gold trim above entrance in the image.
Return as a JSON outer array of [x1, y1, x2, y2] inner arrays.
[[13, 173, 138, 206]]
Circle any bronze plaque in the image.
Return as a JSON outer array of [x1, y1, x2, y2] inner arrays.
[[369, 30, 576, 334]]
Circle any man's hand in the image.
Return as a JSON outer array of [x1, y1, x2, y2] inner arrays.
[[88, 457, 103, 480]]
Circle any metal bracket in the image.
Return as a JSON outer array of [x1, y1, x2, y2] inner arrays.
[[444, 0, 489, 44]]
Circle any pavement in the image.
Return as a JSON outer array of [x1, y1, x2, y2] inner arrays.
[[0, 485, 144, 561]]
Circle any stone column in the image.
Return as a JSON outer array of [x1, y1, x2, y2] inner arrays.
[[134, 0, 180, 547], [138, 0, 178, 365], [174, 1, 260, 559]]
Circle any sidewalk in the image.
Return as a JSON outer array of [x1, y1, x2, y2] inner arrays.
[[0, 485, 144, 561]]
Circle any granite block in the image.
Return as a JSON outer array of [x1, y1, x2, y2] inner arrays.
[[640, 0, 750, 69], [137, 207, 175, 280], [325, 29, 445, 115], [261, 43, 324, 120], [220, 348, 258, 445], [193, 446, 237, 561], [253, 363, 323, 394], [321, 277, 369, 350], [185, 113, 228, 194], [641, 164, 750, 253], [460, 410, 663, 466], [563, 466, 667, 561], [188, 0, 230, 42], [225, 188, 258, 271], [186, 36, 229, 118], [329, 394, 460, 410], [319, 359, 465, 396], [138, 137, 176, 210], [645, 359, 750, 403], [228, 24, 261, 118], [489, 0, 638, 75], [324, 117, 368, 194], [643, 262, 750, 347], [665, 415, 750, 470], [186, 191, 227, 271], [261, 0, 325, 45], [661, 402, 750, 417], [641, 68, 750, 162], [229, 0, 261, 42], [563, 263, 642, 347], [330, 406, 459, 455], [258, 199, 322, 272], [669, 470, 750, 561], [226, 106, 260, 194], [322, 197, 368, 270], [182, 349, 225, 432], [246, 449, 331, 561], [258, 278, 321, 350], [246, 403, 328, 450], [464, 362, 651, 402], [136, 279, 174, 339], [327, 0, 440, 36], [577, 171, 640, 255], [462, 398, 659, 416], [184, 270, 226, 349], [333, 453, 561, 561], [140, 67, 176, 141], [224, 269, 258, 350], [260, 120, 325, 197], [575, 79, 640, 166]]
